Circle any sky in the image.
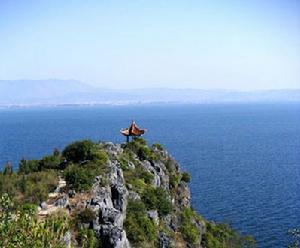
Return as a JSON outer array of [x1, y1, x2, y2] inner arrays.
[[0, 0, 299, 90]]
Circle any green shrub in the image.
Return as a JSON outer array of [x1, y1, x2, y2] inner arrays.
[[180, 207, 201, 246], [181, 172, 191, 183], [22, 171, 58, 204], [0, 194, 70, 248], [152, 143, 164, 151], [124, 200, 157, 245], [0, 170, 58, 205], [22, 203, 38, 214], [3, 163, 13, 175], [123, 164, 154, 193], [64, 165, 95, 191], [204, 222, 255, 248], [62, 140, 107, 164], [165, 158, 176, 174], [141, 187, 172, 216], [77, 208, 96, 224], [125, 138, 156, 161], [93, 150, 108, 165], [169, 174, 181, 188], [39, 154, 62, 170], [18, 159, 40, 174], [77, 227, 100, 248]]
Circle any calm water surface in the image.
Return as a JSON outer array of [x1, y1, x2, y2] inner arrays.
[[0, 104, 299, 247]]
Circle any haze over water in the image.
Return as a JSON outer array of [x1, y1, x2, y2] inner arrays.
[[0, 104, 299, 247]]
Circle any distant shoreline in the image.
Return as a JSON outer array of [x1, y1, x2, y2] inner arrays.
[[1, 101, 300, 110]]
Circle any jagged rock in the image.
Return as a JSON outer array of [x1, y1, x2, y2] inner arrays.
[[86, 158, 130, 248], [68, 190, 76, 198], [63, 231, 72, 247], [101, 225, 130, 248], [54, 194, 69, 208], [140, 160, 161, 187], [127, 161, 135, 169], [40, 202, 48, 210], [101, 142, 123, 157], [128, 191, 141, 201], [177, 181, 191, 208], [71, 141, 207, 247], [158, 232, 174, 248], [147, 210, 159, 225]]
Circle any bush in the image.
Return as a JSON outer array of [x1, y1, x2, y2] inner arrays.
[[125, 138, 157, 161], [77, 208, 96, 224], [64, 165, 94, 191], [62, 140, 107, 164], [0, 194, 70, 248], [0, 170, 58, 205], [181, 172, 191, 183], [18, 159, 40, 174], [22, 171, 58, 204], [152, 143, 164, 151], [22, 203, 38, 214], [124, 200, 157, 245], [204, 222, 255, 248], [3, 163, 13, 175], [180, 208, 201, 246], [169, 174, 181, 188], [141, 187, 172, 216], [77, 227, 100, 248], [123, 163, 154, 193], [39, 154, 62, 170]]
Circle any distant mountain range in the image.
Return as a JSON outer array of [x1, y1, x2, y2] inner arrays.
[[0, 79, 299, 107]]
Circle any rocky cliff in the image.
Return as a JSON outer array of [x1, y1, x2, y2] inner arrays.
[[83, 140, 205, 248], [21, 138, 253, 248]]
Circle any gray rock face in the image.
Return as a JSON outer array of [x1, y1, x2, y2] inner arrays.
[[87, 160, 130, 248], [158, 232, 174, 248], [100, 142, 123, 157], [54, 195, 69, 208], [177, 181, 191, 209], [128, 191, 141, 201], [40, 202, 48, 210], [147, 210, 159, 226], [68, 190, 76, 198], [78, 142, 205, 248]]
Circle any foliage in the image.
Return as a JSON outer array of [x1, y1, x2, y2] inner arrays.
[[18, 159, 40, 174], [123, 163, 154, 193], [124, 138, 159, 161], [18, 149, 63, 174], [77, 227, 100, 248], [3, 163, 13, 175], [169, 174, 181, 188], [124, 200, 157, 246], [64, 164, 95, 191], [0, 193, 70, 248], [152, 143, 164, 151], [77, 208, 96, 224], [141, 187, 172, 216], [0, 170, 58, 204], [179, 207, 201, 246], [62, 140, 107, 164], [204, 222, 255, 248], [181, 172, 191, 183]]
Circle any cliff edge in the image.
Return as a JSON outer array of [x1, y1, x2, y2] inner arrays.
[[0, 138, 254, 248]]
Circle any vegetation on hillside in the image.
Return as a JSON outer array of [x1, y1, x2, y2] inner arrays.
[[0, 138, 257, 248]]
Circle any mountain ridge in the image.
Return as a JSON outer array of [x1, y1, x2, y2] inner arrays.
[[1, 79, 299, 106]]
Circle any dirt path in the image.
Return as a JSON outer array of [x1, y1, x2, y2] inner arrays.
[[38, 176, 68, 217]]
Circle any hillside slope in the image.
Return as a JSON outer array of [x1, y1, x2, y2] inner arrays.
[[0, 138, 254, 248]]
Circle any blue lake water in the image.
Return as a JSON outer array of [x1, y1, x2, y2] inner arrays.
[[0, 104, 299, 247]]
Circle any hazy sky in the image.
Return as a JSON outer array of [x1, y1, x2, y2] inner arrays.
[[0, 0, 299, 90]]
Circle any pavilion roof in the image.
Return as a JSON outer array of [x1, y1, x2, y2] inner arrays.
[[120, 121, 146, 136]]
